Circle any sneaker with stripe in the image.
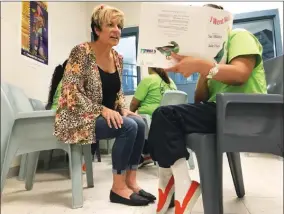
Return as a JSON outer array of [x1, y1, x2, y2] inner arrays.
[[174, 181, 201, 214], [156, 174, 175, 214]]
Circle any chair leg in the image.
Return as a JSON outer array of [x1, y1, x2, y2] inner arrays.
[[1, 143, 18, 193], [18, 154, 28, 181], [96, 142, 101, 162], [226, 152, 245, 198], [82, 145, 94, 188], [193, 135, 223, 214], [69, 144, 83, 209], [25, 152, 40, 190], [107, 139, 111, 154], [47, 149, 55, 170], [43, 151, 51, 170]]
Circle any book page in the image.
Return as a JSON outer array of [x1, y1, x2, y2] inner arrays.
[[201, 6, 233, 64], [137, 3, 233, 68]]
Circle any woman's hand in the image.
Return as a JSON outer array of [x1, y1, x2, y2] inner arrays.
[[164, 53, 213, 78], [101, 107, 123, 129], [121, 109, 141, 117]]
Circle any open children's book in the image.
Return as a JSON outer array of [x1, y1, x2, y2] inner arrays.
[[137, 3, 233, 68]]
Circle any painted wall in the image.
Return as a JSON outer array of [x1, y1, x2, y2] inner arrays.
[[1, 2, 89, 167]]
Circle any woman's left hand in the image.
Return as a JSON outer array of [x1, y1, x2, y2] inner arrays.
[[121, 109, 141, 117], [164, 52, 211, 78]]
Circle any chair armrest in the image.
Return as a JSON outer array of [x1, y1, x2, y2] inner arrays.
[[216, 92, 283, 118], [16, 110, 56, 119], [11, 110, 57, 141], [216, 93, 283, 120], [216, 93, 283, 106], [216, 93, 283, 151]]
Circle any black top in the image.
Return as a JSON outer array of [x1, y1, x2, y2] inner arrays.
[[98, 66, 121, 110]]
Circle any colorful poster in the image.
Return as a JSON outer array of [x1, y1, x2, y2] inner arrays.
[[137, 3, 233, 68], [21, 1, 48, 65]]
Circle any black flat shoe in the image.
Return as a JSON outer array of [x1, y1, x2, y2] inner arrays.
[[109, 190, 150, 206], [169, 193, 175, 208], [138, 189, 156, 202]]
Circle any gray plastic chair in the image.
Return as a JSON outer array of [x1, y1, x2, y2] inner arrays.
[[216, 55, 283, 210], [141, 90, 189, 135], [185, 55, 284, 214], [29, 98, 46, 110], [1, 84, 94, 209], [141, 90, 195, 170], [1, 83, 40, 177], [17, 98, 46, 181], [18, 98, 59, 180]]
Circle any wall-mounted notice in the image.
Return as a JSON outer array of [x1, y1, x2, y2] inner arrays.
[[21, 1, 48, 65]]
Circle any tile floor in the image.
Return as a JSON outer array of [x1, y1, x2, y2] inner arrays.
[[2, 153, 283, 214]]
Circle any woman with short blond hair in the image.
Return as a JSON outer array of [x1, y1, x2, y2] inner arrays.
[[54, 4, 155, 206]]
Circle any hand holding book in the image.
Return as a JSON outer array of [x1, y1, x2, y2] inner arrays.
[[163, 52, 214, 78]]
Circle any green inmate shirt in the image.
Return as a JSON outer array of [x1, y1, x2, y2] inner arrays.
[[207, 28, 267, 102], [51, 81, 62, 110], [134, 73, 177, 117]]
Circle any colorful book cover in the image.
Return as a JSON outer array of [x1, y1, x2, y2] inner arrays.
[[137, 3, 233, 68], [21, 1, 48, 65]]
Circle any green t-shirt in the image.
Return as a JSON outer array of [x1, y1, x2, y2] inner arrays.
[[51, 81, 62, 110], [207, 29, 267, 102], [134, 74, 177, 116]]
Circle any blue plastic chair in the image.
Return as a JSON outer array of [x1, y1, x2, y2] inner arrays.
[[1, 83, 94, 208]]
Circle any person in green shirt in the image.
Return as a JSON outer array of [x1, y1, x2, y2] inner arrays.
[[130, 67, 177, 117], [130, 67, 177, 168], [45, 60, 67, 110], [147, 4, 268, 214]]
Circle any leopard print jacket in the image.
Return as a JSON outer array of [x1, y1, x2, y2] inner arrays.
[[54, 42, 126, 145]]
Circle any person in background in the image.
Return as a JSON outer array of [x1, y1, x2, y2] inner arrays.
[[130, 67, 177, 168], [53, 4, 155, 206], [45, 60, 68, 110], [147, 4, 267, 214]]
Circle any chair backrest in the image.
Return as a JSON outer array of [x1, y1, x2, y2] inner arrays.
[[29, 98, 46, 111], [1, 82, 16, 112], [1, 88, 15, 166], [160, 90, 188, 106], [263, 55, 283, 95], [1, 82, 34, 113]]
